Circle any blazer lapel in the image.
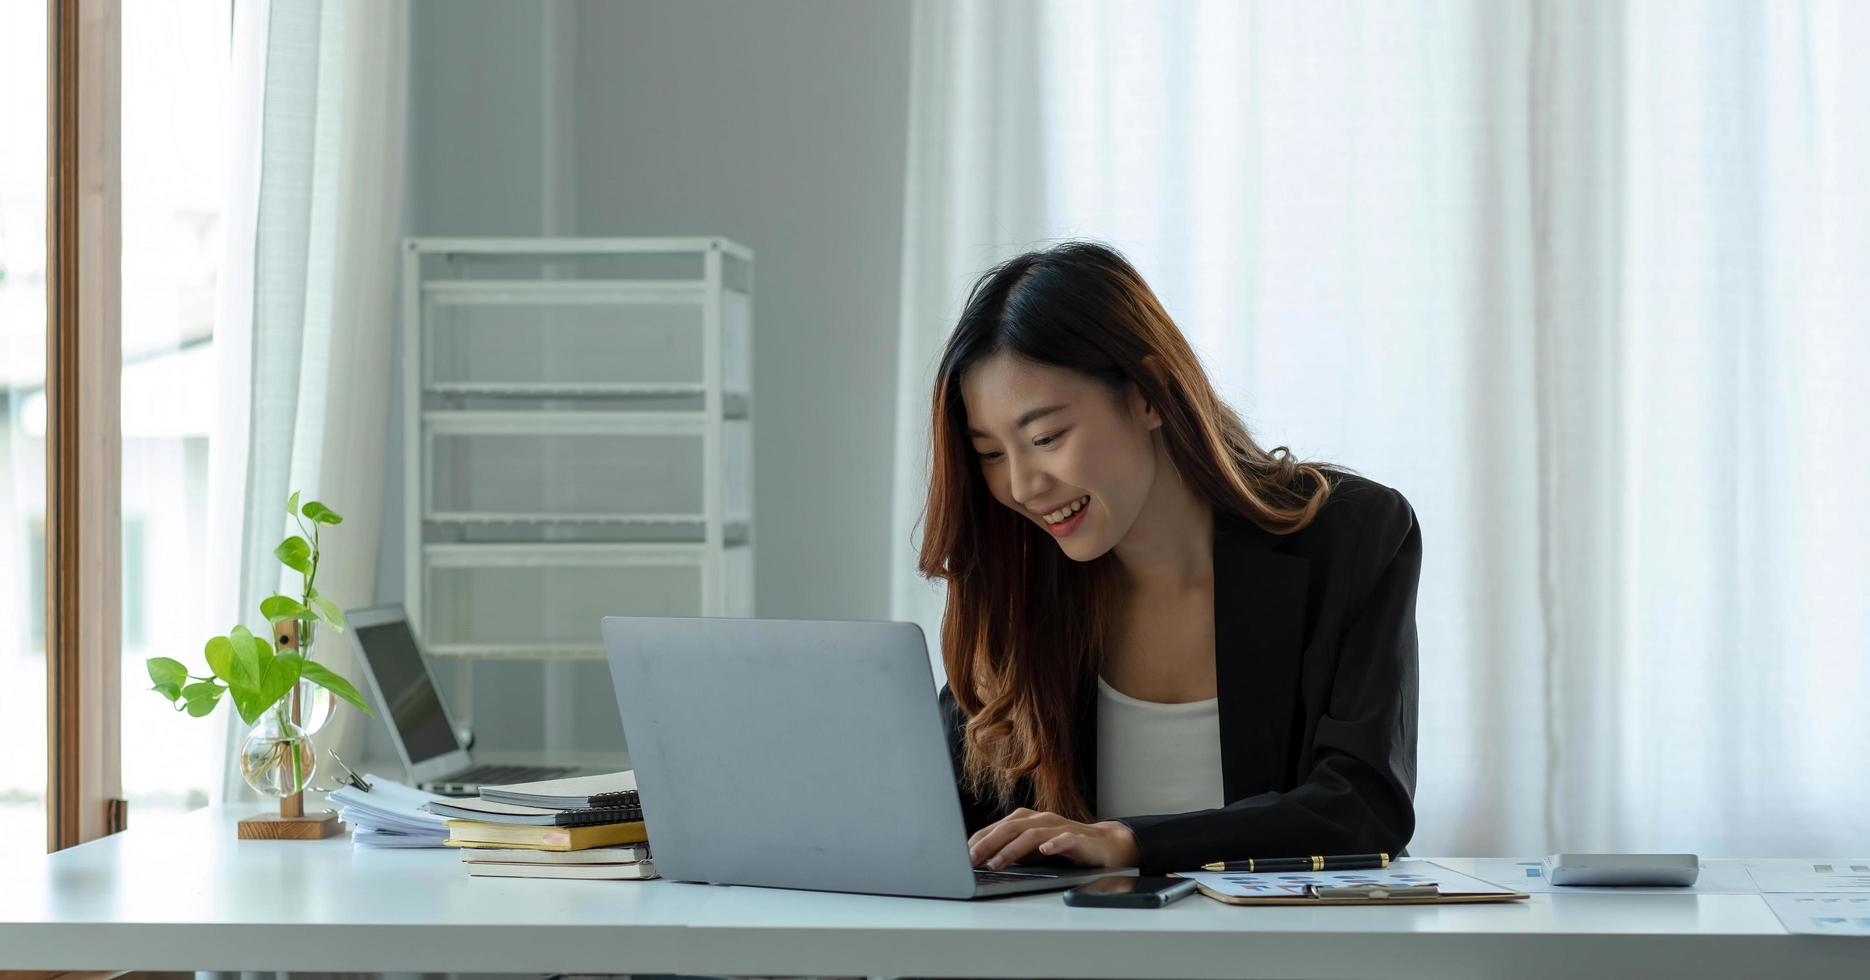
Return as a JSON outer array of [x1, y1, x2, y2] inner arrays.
[[1212, 513, 1311, 800], [1073, 665, 1098, 814], [1074, 512, 1311, 815]]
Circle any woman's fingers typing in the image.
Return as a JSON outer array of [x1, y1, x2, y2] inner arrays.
[[1037, 830, 1079, 858], [967, 808, 1042, 865], [985, 825, 1064, 870]]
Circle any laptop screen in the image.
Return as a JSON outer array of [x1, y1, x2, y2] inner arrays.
[[354, 617, 461, 765]]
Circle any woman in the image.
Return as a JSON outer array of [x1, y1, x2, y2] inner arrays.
[[919, 241, 1421, 877]]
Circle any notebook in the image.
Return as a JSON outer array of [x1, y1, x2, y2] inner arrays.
[[466, 861, 658, 881], [479, 770, 640, 810], [424, 796, 644, 826], [443, 819, 649, 851], [458, 842, 651, 865]]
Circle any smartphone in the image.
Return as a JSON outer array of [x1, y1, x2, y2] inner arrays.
[[1062, 875, 1199, 908]]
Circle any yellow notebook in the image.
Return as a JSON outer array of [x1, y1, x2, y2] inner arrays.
[[443, 819, 648, 851]]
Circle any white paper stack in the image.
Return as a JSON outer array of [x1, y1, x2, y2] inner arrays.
[[326, 774, 451, 847]]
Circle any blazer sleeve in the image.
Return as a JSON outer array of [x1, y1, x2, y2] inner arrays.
[[937, 682, 1010, 836], [1116, 488, 1422, 874]]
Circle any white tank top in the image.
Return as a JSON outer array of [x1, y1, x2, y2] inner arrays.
[[1094, 676, 1226, 819]]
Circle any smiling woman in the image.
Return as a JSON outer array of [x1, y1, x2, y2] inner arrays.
[[916, 241, 1421, 875]]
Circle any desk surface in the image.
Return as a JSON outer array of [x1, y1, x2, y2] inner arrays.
[[5, 807, 1867, 978]]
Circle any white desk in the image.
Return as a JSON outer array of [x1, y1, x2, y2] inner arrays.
[[4, 807, 1866, 978]]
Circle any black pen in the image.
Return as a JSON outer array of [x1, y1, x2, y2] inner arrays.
[[1200, 852, 1391, 873]]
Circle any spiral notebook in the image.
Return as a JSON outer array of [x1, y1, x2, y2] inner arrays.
[[422, 797, 644, 826], [478, 771, 640, 810]]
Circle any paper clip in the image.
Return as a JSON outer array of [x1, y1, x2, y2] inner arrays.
[[312, 749, 373, 793]]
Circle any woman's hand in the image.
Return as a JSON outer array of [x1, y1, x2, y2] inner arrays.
[[967, 808, 1140, 870]]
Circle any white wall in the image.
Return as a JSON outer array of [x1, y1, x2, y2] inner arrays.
[[370, 0, 913, 760]]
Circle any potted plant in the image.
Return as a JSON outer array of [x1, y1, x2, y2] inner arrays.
[[145, 492, 374, 839]]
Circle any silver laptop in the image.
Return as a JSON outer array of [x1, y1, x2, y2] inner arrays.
[[346, 605, 596, 795], [602, 615, 1134, 899]]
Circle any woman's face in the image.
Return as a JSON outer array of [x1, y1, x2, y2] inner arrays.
[[960, 350, 1161, 562]]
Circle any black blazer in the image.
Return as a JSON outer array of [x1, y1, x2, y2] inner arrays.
[[938, 470, 1421, 875]]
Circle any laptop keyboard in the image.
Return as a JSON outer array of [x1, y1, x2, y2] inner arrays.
[[974, 868, 1063, 885], [450, 763, 577, 784]]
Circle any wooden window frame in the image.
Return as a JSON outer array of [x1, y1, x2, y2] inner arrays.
[[45, 0, 124, 852]]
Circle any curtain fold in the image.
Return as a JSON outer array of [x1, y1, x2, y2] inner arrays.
[[209, 0, 408, 802], [892, 0, 1870, 856]]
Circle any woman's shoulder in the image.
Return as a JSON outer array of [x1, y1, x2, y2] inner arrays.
[[1309, 467, 1416, 539], [1249, 467, 1422, 612], [1211, 463, 1413, 553], [1220, 465, 1417, 556]]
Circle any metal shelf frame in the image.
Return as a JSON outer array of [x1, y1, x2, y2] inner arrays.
[[402, 236, 754, 661]]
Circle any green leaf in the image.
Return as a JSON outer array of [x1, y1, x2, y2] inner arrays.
[[146, 657, 188, 701], [301, 660, 374, 717], [301, 500, 343, 525], [287, 490, 301, 515], [229, 652, 302, 725], [228, 625, 266, 701], [227, 625, 301, 726], [204, 635, 237, 685], [229, 690, 262, 726], [180, 681, 225, 717], [230, 650, 306, 725], [262, 652, 305, 708], [274, 535, 312, 574], [260, 595, 309, 622], [307, 593, 346, 632]]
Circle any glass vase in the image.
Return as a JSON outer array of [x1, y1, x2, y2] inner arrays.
[[285, 618, 334, 734], [238, 706, 315, 797], [292, 679, 336, 735]]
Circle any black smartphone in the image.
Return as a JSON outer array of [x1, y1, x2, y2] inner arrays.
[[1062, 875, 1199, 908]]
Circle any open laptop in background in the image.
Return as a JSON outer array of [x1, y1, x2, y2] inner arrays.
[[602, 615, 1134, 899], [346, 604, 598, 796]]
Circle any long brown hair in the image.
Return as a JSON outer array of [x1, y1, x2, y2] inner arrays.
[[918, 241, 1335, 819]]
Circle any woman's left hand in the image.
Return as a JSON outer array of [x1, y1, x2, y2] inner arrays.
[[967, 808, 1140, 870]]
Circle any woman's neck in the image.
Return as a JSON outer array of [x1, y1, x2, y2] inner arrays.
[[1112, 438, 1214, 595]]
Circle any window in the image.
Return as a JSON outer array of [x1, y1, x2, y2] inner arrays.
[[0, 0, 49, 862], [116, 0, 232, 831]]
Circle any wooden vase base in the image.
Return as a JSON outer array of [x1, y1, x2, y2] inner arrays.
[[237, 810, 346, 840]]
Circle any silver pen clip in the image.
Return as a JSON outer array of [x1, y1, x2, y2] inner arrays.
[[1306, 883, 1440, 900]]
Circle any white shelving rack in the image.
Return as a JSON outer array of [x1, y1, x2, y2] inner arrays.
[[402, 237, 754, 663]]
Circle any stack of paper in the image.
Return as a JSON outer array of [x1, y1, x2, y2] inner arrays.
[[326, 775, 451, 847]]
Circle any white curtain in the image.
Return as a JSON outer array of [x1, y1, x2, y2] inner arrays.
[[208, 0, 408, 801], [891, 0, 1870, 857]]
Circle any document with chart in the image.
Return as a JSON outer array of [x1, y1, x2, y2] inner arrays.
[[1177, 859, 1524, 905], [1764, 894, 1870, 936], [1745, 860, 1870, 893]]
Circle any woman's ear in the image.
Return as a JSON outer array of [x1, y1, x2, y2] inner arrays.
[[1128, 355, 1165, 431], [1125, 381, 1163, 431]]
